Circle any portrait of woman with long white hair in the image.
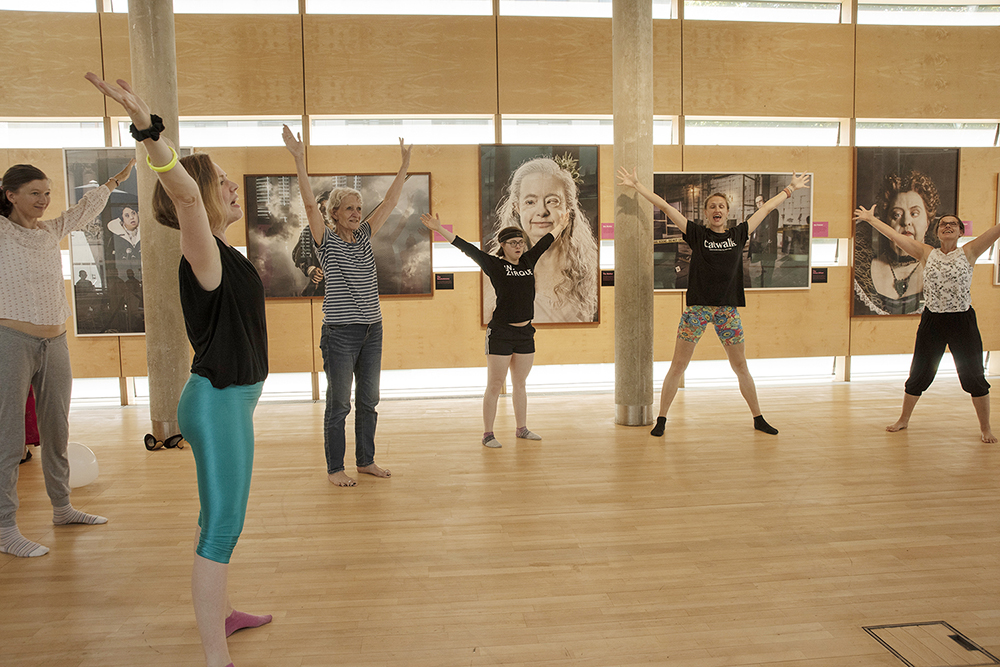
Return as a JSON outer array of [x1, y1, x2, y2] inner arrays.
[[482, 152, 599, 324]]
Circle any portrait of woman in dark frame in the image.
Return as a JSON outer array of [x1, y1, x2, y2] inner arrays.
[[854, 147, 959, 316]]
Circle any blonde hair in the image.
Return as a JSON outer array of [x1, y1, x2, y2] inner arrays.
[[488, 157, 598, 320], [325, 187, 363, 219]]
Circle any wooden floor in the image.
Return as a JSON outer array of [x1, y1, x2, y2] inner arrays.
[[3, 378, 999, 667]]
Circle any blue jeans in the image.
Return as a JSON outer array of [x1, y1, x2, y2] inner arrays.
[[321, 322, 382, 473]]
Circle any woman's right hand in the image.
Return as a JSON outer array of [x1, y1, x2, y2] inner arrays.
[[85, 73, 152, 131], [420, 212, 443, 232], [282, 124, 305, 159], [617, 166, 640, 190]]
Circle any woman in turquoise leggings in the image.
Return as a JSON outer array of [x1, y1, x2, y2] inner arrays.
[[89, 73, 271, 667]]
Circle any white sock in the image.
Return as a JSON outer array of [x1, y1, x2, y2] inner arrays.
[[53, 504, 107, 526], [0, 525, 49, 558]]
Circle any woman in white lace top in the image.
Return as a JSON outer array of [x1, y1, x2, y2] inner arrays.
[[1, 159, 134, 558], [854, 206, 1000, 443]]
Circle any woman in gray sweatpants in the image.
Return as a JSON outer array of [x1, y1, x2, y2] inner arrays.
[[1, 159, 134, 558]]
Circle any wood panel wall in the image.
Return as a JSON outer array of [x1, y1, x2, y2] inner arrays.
[[1, 11, 998, 379]]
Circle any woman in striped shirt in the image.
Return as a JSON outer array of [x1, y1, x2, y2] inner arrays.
[[283, 126, 412, 487]]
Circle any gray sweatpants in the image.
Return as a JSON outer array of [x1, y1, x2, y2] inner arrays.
[[0, 326, 73, 527]]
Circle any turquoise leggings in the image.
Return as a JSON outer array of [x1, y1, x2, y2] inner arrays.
[[177, 374, 263, 564]]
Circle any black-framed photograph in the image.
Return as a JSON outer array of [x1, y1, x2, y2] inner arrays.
[[244, 173, 432, 298], [65, 147, 146, 336], [651, 172, 813, 292], [854, 147, 959, 316], [479, 145, 600, 324]]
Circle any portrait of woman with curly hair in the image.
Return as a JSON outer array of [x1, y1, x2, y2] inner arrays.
[[853, 148, 959, 316]]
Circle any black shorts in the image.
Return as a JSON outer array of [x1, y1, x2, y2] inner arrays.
[[485, 322, 535, 356]]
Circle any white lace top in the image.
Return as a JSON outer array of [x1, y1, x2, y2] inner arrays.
[[1, 185, 112, 325], [922, 247, 973, 313]]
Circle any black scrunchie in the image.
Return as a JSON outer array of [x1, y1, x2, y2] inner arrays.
[[129, 114, 165, 142]]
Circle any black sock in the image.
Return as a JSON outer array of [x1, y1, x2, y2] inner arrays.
[[754, 415, 778, 435], [650, 416, 666, 437]]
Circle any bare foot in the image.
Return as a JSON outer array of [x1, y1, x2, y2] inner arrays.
[[982, 429, 998, 444], [328, 471, 356, 487], [357, 463, 391, 478], [886, 420, 908, 432]]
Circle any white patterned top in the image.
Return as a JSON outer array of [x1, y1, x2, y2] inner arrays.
[[922, 247, 973, 313], [1, 185, 112, 325]]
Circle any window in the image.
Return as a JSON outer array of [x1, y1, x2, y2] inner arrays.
[[0, 119, 104, 149], [310, 116, 494, 146], [113, 117, 301, 147], [500, 116, 675, 145], [108, 0, 299, 13], [0, 0, 92, 11], [683, 0, 843, 24], [857, 1, 1000, 26], [500, 0, 674, 19], [684, 117, 845, 146], [855, 120, 999, 147], [306, 0, 492, 15]]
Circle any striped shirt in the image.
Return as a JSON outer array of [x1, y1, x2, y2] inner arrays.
[[316, 222, 381, 325]]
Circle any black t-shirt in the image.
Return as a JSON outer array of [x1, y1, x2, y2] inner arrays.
[[179, 237, 268, 388], [682, 220, 749, 307], [451, 233, 555, 324]]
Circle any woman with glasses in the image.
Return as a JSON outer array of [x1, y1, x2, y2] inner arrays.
[[420, 212, 569, 448], [854, 206, 1000, 442]]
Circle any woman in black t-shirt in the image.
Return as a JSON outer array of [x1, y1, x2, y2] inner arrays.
[[618, 168, 809, 438], [421, 212, 568, 448]]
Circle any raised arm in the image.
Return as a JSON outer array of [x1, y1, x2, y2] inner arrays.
[[962, 221, 1000, 263], [617, 166, 689, 234], [367, 138, 412, 236], [747, 172, 810, 234], [420, 212, 456, 243], [86, 73, 222, 289], [854, 205, 931, 262], [281, 125, 327, 247]]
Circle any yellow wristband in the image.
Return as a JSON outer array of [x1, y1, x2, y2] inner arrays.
[[147, 146, 179, 173]]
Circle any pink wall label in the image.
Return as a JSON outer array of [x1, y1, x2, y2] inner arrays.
[[812, 220, 828, 238], [601, 222, 615, 240], [434, 224, 453, 243]]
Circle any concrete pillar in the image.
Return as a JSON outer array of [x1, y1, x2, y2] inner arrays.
[[129, 0, 189, 440], [613, 0, 655, 426]]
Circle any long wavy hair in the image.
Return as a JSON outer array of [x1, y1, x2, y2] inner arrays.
[[486, 157, 598, 320]]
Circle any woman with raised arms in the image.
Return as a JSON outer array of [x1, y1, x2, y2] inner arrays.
[[88, 73, 272, 667], [421, 210, 569, 448], [618, 168, 810, 438], [854, 205, 1000, 443]]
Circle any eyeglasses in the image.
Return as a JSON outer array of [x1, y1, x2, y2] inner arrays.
[[939, 219, 962, 228], [503, 239, 526, 248]]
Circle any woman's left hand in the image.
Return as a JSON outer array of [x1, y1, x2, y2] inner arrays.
[[399, 137, 412, 168], [854, 205, 877, 224], [788, 172, 811, 192], [111, 159, 137, 187], [553, 210, 571, 237]]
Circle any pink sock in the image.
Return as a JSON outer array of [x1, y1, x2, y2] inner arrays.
[[225, 609, 272, 637]]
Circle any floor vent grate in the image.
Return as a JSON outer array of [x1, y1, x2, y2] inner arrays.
[[864, 621, 1000, 667]]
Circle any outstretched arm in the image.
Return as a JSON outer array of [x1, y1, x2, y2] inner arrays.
[[86, 72, 221, 290], [747, 172, 810, 234], [368, 138, 412, 236], [282, 125, 327, 247], [617, 166, 689, 234], [962, 221, 1000, 263], [854, 205, 931, 262], [420, 212, 456, 243]]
